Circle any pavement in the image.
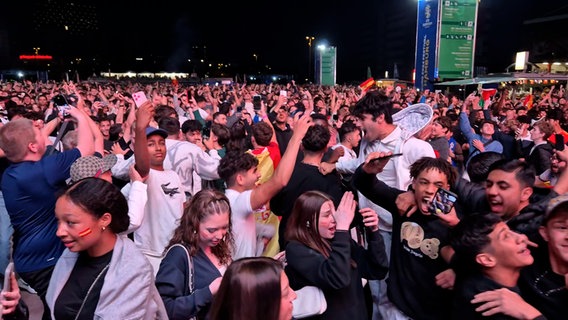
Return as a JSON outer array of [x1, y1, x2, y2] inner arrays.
[[21, 290, 43, 320]]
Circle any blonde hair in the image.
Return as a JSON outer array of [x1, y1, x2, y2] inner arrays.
[[0, 119, 36, 162]]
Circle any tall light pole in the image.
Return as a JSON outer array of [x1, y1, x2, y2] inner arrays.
[[306, 36, 315, 82]]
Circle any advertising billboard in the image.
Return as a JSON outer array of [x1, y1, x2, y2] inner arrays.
[[414, 0, 440, 90]]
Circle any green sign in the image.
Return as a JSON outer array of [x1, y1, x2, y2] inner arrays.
[[319, 47, 336, 86], [437, 0, 478, 79]]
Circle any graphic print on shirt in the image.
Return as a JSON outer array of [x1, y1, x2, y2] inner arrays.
[[400, 221, 440, 259], [161, 182, 180, 197]]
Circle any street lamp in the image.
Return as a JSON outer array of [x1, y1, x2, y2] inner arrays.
[[306, 36, 315, 82]]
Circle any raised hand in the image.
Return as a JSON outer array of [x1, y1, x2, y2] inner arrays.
[[335, 191, 357, 231]]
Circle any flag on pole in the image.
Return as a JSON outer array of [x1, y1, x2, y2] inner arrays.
[[359, 77, 375, 92]]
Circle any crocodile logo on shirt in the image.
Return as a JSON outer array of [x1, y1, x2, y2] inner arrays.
[[161, 183, 180, 197]]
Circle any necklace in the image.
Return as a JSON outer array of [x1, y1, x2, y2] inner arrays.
[[74, 263, 110, 320], [533, 270, 567, 297]]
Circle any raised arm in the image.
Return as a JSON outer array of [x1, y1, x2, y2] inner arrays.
[[66, 106, 94, 157], [134, 101, 155, 177], [249, 113, 311, 209]]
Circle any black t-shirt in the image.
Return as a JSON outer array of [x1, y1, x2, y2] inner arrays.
[[452, 273, 520, 320], [270, 162, 344, 249], [54, 250, 113, 320], [519, 257, 568, 320]]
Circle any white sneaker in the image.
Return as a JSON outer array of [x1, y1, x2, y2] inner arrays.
[[17, 277, 37, 294]]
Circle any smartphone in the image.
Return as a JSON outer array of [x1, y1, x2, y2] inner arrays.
[[53, 94, 73, 117], [428, 188, 458, 215], [202, 126, 211, 139], [3, 262, 13, 291], [132, 91, 148, 108], [280, 90, 287, 97], [369, 153, 403, 163], [555, 134, 565, 151], [253, 95, 262, 111]]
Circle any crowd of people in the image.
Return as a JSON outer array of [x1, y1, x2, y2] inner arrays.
[[0, 78, 567, 320]]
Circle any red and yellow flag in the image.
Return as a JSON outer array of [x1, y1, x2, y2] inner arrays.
[[359, 78, 375, 92], [524, 94, 534, 109]]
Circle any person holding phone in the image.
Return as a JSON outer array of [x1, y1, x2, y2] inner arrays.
[[352, 154, 460, 320], [0, 101, 95, 320], [1, 270, 28, 319]]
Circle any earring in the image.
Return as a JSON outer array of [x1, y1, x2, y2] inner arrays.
[[193, 230, 197, 234], [101, 226, 106, 231], [306, 220, 310, 228]]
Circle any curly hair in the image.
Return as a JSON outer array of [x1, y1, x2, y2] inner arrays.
[[410, 157, 458, 187], [165, 189, 234, 266]]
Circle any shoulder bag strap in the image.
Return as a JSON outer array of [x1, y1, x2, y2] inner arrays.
[[165, 244, 197, 320], [169, 244, 194, 292]]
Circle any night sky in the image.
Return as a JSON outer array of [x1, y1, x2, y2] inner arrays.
[[2, 0, 568, 83]]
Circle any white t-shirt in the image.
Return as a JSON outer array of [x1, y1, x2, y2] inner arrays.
[[133, 169, 185, 259], [164, 139, 220, 197], [225, 188, 256, 260]]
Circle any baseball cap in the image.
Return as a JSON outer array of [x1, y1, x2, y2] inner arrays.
[[70, 154, 117, 183], [145, 126, 168, 138], [544, 194, 568, 224]]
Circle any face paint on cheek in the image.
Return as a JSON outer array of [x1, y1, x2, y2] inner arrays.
[[78, 228, 92, 237]]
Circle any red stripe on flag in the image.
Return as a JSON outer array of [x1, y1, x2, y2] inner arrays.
[[481, 88, 497, 101], [359, 78, 374, 92]]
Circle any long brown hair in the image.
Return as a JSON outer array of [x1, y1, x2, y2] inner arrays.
[[208, 257, 283, 320], [285, 191, 332, 258], [165, 189, 234, 265]]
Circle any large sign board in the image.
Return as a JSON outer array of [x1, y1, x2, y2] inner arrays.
[[437, 0, 478, 79], [414, 0, 440, 90], [318, 46, 336, 86]]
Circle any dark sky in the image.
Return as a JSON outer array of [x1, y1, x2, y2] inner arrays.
[[2, 0, 568, 82]]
